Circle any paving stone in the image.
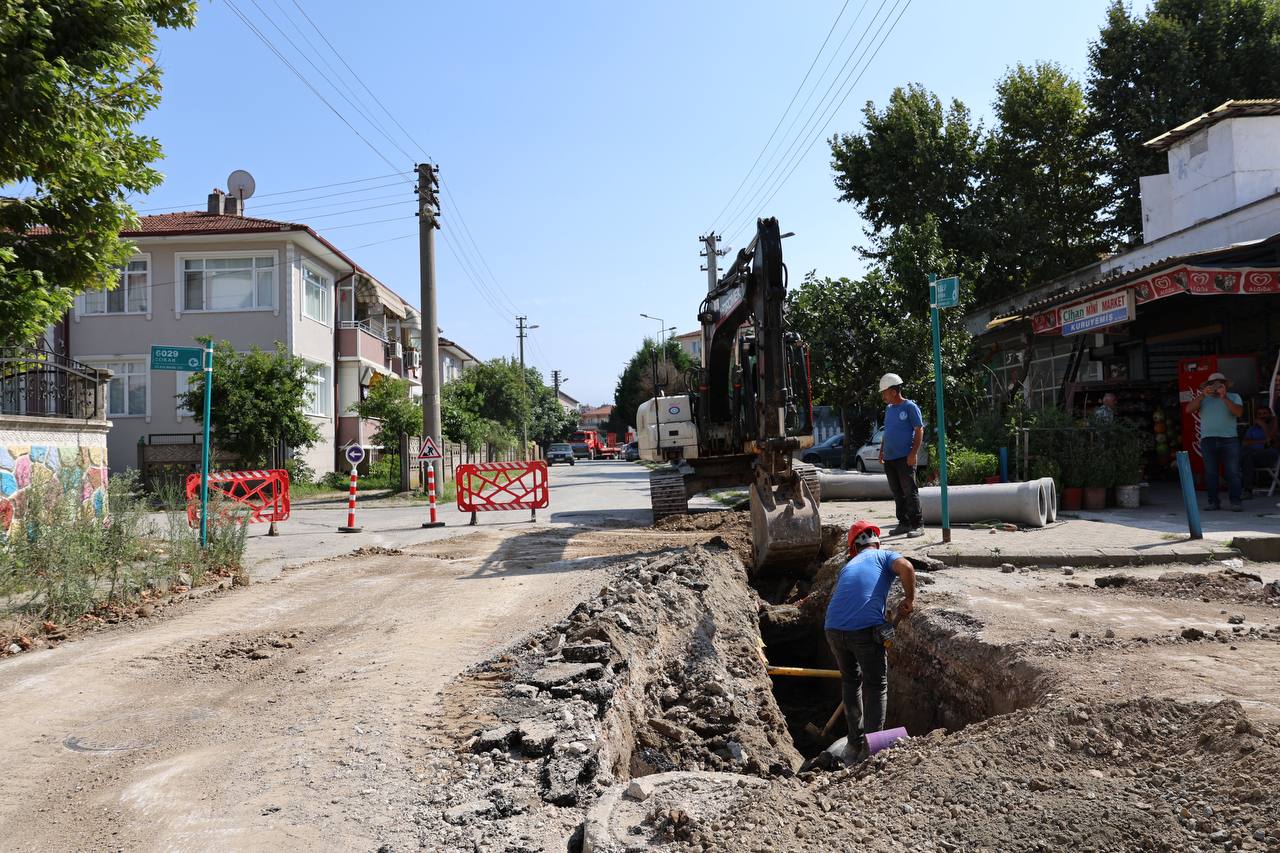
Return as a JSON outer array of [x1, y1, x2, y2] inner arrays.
[[525, 662, 605, 689]]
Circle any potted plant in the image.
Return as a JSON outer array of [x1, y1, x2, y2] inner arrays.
[[1083, 442, 1112, 510], [1059, 432, 1086, 510]]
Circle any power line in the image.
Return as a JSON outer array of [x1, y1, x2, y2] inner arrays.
[[724, 0, 913, 245], [718, 0, 892, 239], [137, 172, 410, 213], [705, 0, 856, 234]]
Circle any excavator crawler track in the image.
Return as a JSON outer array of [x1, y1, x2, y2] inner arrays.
[[648, 470, 690, 522]]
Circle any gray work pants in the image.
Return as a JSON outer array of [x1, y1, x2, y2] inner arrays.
[[825, 627, 888, 741], [884, 456, 922, 528]]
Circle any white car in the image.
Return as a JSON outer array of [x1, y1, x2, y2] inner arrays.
[[854, 428, 931, 474]]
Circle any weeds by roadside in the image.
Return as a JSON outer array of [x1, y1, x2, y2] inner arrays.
[[0, 471, 249, 637]]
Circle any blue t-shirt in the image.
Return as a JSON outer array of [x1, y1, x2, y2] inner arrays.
[[1200, 392, 1242, 439], [825, 548, 901, 631], [1245, 424, 1267, 445], [882, 400, 923, 461]]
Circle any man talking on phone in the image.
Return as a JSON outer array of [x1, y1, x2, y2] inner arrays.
[[1186, 371, 1245, 511]]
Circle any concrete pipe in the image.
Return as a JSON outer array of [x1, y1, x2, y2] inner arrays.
[[919, 480, 1049, 528], [815, 470, 896, 501], [1037, 477, 1058, 523]]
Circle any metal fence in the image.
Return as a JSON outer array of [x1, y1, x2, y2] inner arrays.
[[0, 346, 102, 420]]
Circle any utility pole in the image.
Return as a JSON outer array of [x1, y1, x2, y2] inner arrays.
[[551, 369, 566, 398], [516, 316, 536, 461], [699, 232, 727, 293], [418, 163, 442, 486]]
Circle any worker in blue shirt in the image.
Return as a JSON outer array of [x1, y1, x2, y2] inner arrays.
[[825, 520, 916, 759], [878, 372, 924, 537], [1186, 372, 1244, 511]]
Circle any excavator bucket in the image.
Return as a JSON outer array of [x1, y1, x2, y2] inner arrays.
[[749, 474, 821, 575]]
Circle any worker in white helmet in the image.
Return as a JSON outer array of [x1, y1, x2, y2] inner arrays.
[[878, 373, 924, 537]]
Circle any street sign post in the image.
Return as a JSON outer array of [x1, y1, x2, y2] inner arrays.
[[151, 343, 214, 546], [933, 276, 960, 309], [150, 345, 204, 372], [929, 274, 954, 544]]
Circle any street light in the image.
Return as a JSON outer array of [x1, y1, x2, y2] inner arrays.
[[639, 313, 665, 345]]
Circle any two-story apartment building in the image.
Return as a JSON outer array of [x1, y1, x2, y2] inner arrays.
[[67, 188, 434, 475]]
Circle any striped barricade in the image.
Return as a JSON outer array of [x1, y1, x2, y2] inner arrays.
[[456, 461, 549, 523], [186, 469, 291, 527]]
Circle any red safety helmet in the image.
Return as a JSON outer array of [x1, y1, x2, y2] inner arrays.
[[846, 520, 882, 555]]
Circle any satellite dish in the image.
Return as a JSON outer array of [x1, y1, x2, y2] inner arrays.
[[227, 169, 256, 201]]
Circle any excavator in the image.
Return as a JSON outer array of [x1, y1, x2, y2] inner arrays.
[[636, 217, 821, 575]]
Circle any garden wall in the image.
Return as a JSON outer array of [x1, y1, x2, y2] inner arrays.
[[0, 415, 111, 537]]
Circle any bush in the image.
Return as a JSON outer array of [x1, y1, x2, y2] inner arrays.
[[947, 448, 999, 485]]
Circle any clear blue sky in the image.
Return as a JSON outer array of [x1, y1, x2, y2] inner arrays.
[[135, 0, 1144, 406]]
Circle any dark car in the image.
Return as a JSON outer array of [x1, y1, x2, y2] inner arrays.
[[800, 433, 846, 468], [546, 443, 576, 466], [623, 441, 640, 462]]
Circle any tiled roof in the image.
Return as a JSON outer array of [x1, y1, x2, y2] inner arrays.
[[120, 210, 307, 236], [1145, 99, 1280, 152]]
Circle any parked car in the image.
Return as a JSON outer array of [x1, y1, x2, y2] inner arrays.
[[623, 441, 640, 461], [853, 428, 931, 474], [800, 433, 846, 468], [546, 442, 576, 466]]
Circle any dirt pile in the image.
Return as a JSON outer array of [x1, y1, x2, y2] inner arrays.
[[411, 543, 800, 852], [652, 510, 755, 566], [1095, 568, 1280, 606]]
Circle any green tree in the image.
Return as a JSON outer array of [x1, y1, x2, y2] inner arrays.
[[179, 342, 320, 467], [609, 338, 693, 436], [979, 62, 1114, 302], [1087, 0, 1280, 241], [439, 358, 571, 452], [0, 0, 197, 344], [349, 376, 421, 449], [829, 84, 982, 256]]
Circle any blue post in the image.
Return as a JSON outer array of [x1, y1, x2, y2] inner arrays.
[[1175, 450, 1202, 540], [929, 274, 951, 543], [998, 447, 1009, 483], [199, 341, 213, 548]]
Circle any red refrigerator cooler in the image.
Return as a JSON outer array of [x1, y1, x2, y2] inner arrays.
[[1177, 355, 1258, 485]]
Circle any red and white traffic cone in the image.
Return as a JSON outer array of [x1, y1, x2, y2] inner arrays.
[[338, 466, 362, 533], [422, 463, 445, 528]]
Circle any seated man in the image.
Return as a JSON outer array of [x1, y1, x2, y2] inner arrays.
[[1242, 406, 1279, 496]]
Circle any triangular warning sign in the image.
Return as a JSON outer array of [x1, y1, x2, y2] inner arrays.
[[417, 436, 442, 460]]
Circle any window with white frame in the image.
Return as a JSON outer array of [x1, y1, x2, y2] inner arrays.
[[175, 371, 196, 417], [81, 259, 148, 314], [95, 360, 147, 417], [182, 255, 275, 311], [304, 361, 332, 417], [302, 266, 331, 323]]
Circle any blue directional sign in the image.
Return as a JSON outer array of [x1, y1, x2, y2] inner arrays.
[[345, 444, 366, 467]]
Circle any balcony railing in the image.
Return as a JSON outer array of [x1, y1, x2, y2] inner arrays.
[[339, 318, 388, 342], [0, 347, 103, 420]]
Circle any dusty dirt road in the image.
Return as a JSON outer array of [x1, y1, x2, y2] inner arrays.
[[0, 504, 713, 853]]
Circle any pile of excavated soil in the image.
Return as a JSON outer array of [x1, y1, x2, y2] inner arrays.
[[652, 510, 755, 566], [603, 697, 1280, 852], [1095, 568, 1280, 606], [411, 543, 799, 852]]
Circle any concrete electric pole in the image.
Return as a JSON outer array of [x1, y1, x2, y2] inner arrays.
[[551, 369, 566, 398], [418, 163, 442, 485], [516, 316, 537, 460], [699, 232, 727, 293]]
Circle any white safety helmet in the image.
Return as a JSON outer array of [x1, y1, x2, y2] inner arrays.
[[879, 372, 904, 392]]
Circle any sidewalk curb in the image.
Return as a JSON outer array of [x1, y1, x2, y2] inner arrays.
[[922, 547, 1241, 569]]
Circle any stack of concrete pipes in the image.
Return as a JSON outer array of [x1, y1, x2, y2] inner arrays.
[[816, 471, 1058, 528]]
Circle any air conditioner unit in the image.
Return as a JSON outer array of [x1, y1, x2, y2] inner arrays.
[[1078, 361, 1103, 382], [387, 341, 403, 360], [405, 348, 421, 370]]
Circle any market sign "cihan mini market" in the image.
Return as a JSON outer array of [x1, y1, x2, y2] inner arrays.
[[1059, 290, 1134, 336]]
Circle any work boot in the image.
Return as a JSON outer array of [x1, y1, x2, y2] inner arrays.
[[907, 528, 924, 538], [887, 524, 910, 536]]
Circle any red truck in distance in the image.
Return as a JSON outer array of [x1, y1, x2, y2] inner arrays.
[[570, 430, 620, 460]]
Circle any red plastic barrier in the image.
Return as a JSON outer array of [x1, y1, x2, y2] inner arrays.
[[456, 461, 549, 513], [186, 469, 291, 527]]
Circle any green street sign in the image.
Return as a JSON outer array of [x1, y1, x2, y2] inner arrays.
[[150, 345, 204, 372], [934, 276, 960, 309]]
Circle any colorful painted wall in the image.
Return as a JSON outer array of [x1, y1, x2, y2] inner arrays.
[[0, 421, 110, 537]]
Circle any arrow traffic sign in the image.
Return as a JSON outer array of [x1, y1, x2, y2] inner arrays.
[[417, 436, 442, 461], [150, 345, 204, 372], [344, 444, 366, 467]]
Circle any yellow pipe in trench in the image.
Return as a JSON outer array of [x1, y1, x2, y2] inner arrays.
[[766, 665, 842, 680]]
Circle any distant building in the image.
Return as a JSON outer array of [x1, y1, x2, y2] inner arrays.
[[672, 329, 702, 364], [556, 389, 581, 413], [578, 404, 614, 432]]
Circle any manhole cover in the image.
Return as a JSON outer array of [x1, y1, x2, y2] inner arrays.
[[64, 706, 215, 754]]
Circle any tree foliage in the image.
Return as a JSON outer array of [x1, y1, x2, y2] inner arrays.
[[609, 338, 693, 436], [1087, 0, 1280, 242], [179, 342, 320, 467], [440, 358, 575, 451], [0, 0, 196, 344], [349, 377, 421, 450]]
